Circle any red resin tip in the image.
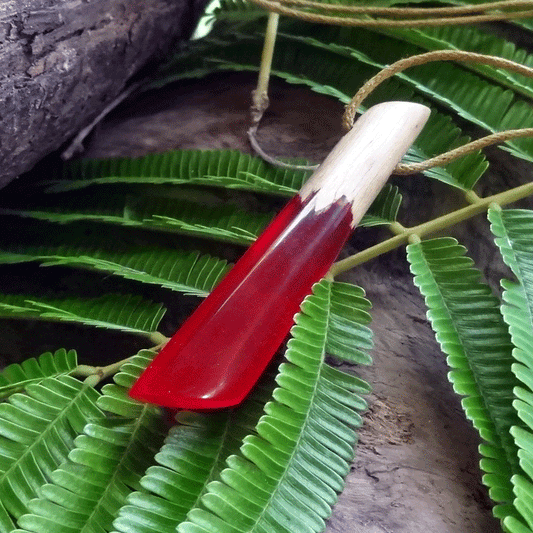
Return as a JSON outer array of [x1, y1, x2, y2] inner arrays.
[[129, 194, 353, 410]]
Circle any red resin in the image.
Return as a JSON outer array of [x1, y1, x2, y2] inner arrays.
[[129, 194, 353, 410]]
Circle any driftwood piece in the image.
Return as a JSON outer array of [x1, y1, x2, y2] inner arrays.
[[0, 0, 206, 189], [78, 72, 507, 532]]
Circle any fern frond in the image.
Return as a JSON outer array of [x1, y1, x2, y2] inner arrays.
[[13, 348, 165, 533], [0, 293, 165, 337], [1, 192, 273, 246], [2, 190, 273, 245], [17, 411, 167, 533], [407, 237, 519, 521], [98, 346, 274, 533], [96, 350, 158, 418], [0, 222, 230, 297], [42, 153, 405, 227], [381, 25, 533, 101], [0, 376, 102, 521], [291, 24, 533, 163], [505, 473, 533, 533], [113, 412, 235, 533], [489, 207, 533, 532], [0, 349, 78, 399], [47, 150, 311, 195], [176, 279, 371, 533], [108, 280, 371, 533], [112, 378, 273, 533]]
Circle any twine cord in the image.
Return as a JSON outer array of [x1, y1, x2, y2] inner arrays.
[[343, 50, 533, 175], [247, 0, 533, 27], [250, 48, 533, 175]]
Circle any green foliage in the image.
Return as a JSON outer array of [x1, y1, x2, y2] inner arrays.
[[0, 293, 165, 337], [0, 349, 77, 399], [407, 238, 520, 518], [0, 191, 273, 246], [0, 280, 372, 533], [111, 280, 371, 533], [14, 351, 167, 533], [0, 220, 230, 297], [47, 149, 311, 194], [2, 3, 533, 533], [488, 208, 533, 532], [0, 376, 103, 521]]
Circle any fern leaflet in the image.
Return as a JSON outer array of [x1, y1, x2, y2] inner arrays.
[[407, 237, 520, 522], [0, 376, 103, 522], [0, 349, 78, 399], [489, 207, 533, 533]]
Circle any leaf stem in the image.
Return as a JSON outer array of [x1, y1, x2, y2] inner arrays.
[[75, 356, 134, 386], [330, 180, 533, 276], [74, 333, 167, 387], [149, 331, 169, 346], [253, 11, 279, 113]]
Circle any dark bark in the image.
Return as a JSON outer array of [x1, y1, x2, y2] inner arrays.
[[0, 0, 206, 188]]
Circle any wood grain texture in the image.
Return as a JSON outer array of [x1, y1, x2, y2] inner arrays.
[[301, 101, 430, 223], [0, 0, 207, 189]]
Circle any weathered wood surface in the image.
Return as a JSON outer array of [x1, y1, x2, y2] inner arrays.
[[78, 72, 511, 532], [0, 0, 206, 189]]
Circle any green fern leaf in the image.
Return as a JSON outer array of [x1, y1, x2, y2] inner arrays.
[[96, 350, 158, 418], [0, 293, 165, 337], [1, 192, 272, 246], [0, 349, 78, 399], [47, 150, 311, 195], [99, 346, 274, 533], [111, 366, 274, 533], [50, 147, 400, 225], [380, 25, 533, 101], [17, 409, 167, 533], [14, 348, 166, 533], [176, 279, 371, 533], [489, 207, 533, 532], [108, 280, 371, 533], [0, 376, 102, 522], [39, 152, 404, 227], [488, 209, 533, 428], [505, 473, 533, 533], [407, 237, 519, 522], [290, 24, 533, 163], [0, 221, 230, 297]]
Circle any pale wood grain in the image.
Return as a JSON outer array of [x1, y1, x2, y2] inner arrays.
[[301, 102, 430, 225]]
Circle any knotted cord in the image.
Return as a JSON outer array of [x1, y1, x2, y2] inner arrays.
[[248, 11, 533, 175], [343, 50, 533, 175]]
